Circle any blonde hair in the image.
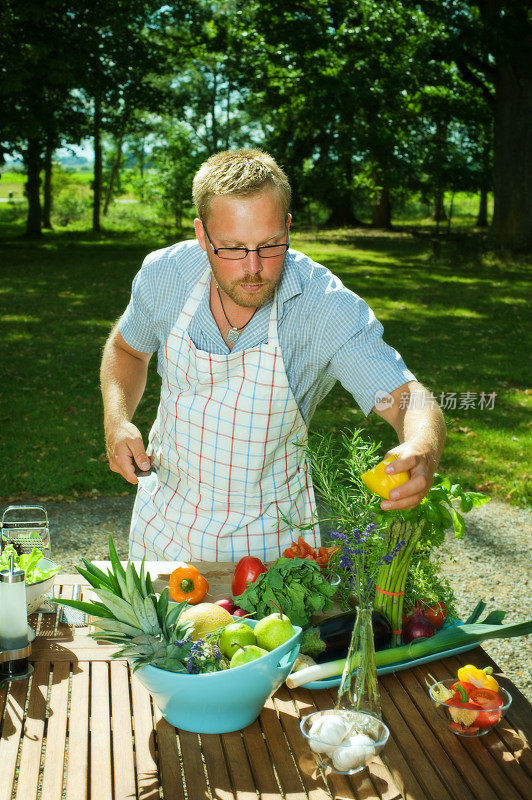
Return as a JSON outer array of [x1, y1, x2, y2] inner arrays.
[[192, 148, 291, 222]]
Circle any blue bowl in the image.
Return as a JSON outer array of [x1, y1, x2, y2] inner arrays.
[[133, 617, 302, 733]]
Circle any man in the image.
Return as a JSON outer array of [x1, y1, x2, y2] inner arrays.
[[101, 149, 445, 562]]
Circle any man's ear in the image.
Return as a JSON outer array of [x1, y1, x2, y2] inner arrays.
[[194, 218, 207, 251], [286, 213, 292, 232]]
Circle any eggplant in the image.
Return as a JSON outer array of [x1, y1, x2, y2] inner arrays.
[[301, 611, 392, 662]]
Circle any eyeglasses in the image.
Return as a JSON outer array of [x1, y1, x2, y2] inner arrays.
[[203, 223, 289, 261]]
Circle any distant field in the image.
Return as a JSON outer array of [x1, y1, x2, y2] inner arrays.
[[0, 168, 93, 199], [0, 168, 493, 229]]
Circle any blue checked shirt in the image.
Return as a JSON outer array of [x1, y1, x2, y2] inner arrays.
[[119, 240, 416, 423]]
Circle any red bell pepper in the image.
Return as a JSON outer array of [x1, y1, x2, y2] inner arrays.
[[231, 556, 268, 597]]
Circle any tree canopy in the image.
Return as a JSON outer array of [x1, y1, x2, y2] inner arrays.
[[1, 0, 530, 249]]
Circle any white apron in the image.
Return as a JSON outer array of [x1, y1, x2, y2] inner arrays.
[[129, 267, 320, 562]]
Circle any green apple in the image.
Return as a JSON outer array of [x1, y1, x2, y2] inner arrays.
[[253, 612, 296, 651], [229, 644, 268, 669], [219, 621, 257, 658]]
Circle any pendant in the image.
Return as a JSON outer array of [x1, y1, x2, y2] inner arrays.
[[226, 327, 241, 344]]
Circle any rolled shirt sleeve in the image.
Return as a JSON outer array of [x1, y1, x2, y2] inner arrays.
[[119, 257, 161, 354], [330, 311, 416, 416]]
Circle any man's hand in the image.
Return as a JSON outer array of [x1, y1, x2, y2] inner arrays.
[[373, 381, 446, 511], [378, 443, 434, 511], [105, 420, 153, 485]]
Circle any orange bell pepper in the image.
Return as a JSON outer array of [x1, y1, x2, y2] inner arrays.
[[361, 454, 410, 500], [169, 565, 209, 604]]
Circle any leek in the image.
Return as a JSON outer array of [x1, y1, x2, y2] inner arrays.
[[286, 617, 532, 689]]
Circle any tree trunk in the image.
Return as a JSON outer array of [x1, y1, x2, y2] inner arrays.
[[42, 142, 53, 229], [103, 129, 125, 216], [24, 138, 42, 238], [491, 63, 532, 250], [433, 189, 447, 222], [211, 70, 218, 152], [372, 187, 392, 229], [326, 144, 363, 226], [92, 93, 102, 234], [477, 188, 489, 227]]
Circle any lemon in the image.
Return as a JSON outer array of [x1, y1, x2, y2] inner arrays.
[[179, 602, 233, 640]]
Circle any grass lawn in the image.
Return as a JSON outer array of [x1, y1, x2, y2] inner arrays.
[[0, 205, 530, 506]]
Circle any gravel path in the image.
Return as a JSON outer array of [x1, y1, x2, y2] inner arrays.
[[4, 494, 530, 701]]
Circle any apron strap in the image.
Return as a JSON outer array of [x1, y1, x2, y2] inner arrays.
[[176, 265, 280, 347], [174, 266, 211, 333]]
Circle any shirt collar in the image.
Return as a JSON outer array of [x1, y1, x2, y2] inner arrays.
[[193, 247, 303, 350], [275, 248, 304, 319]]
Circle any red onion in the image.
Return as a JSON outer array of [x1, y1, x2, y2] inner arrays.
[[215, 598, 236, 614], [402, 610, 436, 644]]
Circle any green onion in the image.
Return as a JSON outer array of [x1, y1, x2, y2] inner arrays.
[[286, 618, 532, 689]]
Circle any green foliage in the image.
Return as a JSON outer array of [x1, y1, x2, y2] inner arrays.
[[52, 188, 92, 227], [0, 216, 530, 503], [233, 557, 336, 627], [403, 555, 458, 621]]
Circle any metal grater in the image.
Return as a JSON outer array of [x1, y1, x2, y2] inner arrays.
[[0, 505, 51, 556], [59, 584, 89, 626]]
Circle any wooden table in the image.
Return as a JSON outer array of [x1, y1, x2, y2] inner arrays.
[[1, 563, 531, 800]]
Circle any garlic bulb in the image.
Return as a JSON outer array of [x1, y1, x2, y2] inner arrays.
[[308, 713, 351, 755], [331, 733, 375, 772]]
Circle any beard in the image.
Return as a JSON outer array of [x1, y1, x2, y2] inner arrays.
[[209, 264, 281, 309]]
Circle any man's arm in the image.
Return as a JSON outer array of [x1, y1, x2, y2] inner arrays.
[[100, 323, 153, 484], [373, 381, 446, 510]]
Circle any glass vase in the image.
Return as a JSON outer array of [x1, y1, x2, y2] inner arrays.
[[335, 604, 381, 718]]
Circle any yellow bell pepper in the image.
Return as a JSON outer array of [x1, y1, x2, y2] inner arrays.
[[361, 455, 410, 500], [456, 664, 499, 692]]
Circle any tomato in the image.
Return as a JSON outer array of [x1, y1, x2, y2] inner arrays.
[[284, 536, 316, 559], [448, 682, 504, 729], [421, 601, 447, 629], [284, 537, 340, 568], [449, 722, 480, 735], [231, 556, 268, 597], [467, 687, 504, 728]]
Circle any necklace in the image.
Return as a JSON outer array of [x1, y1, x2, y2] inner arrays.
[[216, 285, 258, 344]]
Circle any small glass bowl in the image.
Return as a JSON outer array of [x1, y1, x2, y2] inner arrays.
[[300, 709, 389, 774], [429, 678, 512, 737]]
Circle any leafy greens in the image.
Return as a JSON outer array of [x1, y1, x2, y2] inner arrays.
[[233, 557, 336, 626], [0, 545, 59, 584]]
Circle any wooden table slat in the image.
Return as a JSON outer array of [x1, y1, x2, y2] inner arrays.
[[272, 686, 332, 800], [130, 670, 159, 798], [378, 678, 454, 800], [221, 729, 264, 800], [241, 718, 281, 795], [65, 664, 89, 800], [387, 669, 489, 800], [258, 695, 309, 799], [1, 674, 32, 800], [90, 662, 113, 800], [397, 665, 510, 800], [14, 664, 47, 800], [178, 730, 210, 800], [200, 733, 236, 800], [109, 661, 136, 800], [410, 661, 532, 800], [153, 708, 186, 800], [40, 661, 70, 800]]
